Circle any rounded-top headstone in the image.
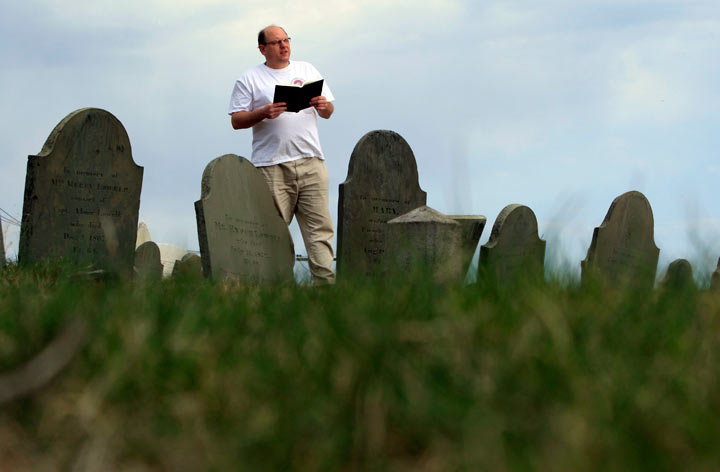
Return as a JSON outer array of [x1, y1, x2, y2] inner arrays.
[[479, 204, 546, 285], [18, 108, 143, 276], [337, 130, 427, 278], [134, 241, 163, 280], [660, 258, 695, 291], [581, 190, 659, 288], [194, 154, 294, 284]]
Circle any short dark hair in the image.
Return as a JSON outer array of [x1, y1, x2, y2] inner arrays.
[[258, 25, 286, 46]]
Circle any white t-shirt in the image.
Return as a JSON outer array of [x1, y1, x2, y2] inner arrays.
[[228, 61, 335, 167]]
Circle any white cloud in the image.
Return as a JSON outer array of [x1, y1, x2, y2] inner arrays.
[[610, 50, 688, 123]]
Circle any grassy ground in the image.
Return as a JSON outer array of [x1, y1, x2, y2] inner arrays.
[[1, 263, 720, 471]]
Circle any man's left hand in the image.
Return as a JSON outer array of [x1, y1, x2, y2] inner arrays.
[[310, 96, 334, 119], [310, 96, 329, 111]]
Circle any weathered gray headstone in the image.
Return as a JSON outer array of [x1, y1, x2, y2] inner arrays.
[[660, 258, 695, 291], [134, 241, 163, 280], [337, 130, 427, 278], [478, 204, 546, 285], [710, 258, 720, 292], [136, 221, 151, 248], [386, 206, 485, 284], [172, 253, 203, 279], [18, 108, 143, 276], [195, 154, 294, 283], [581, 191, 659, 289]]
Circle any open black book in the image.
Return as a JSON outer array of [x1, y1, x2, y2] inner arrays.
[[273, 79, 324, 113]]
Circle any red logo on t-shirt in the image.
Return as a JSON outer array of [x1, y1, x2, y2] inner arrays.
[[291, 78, 304, 86]]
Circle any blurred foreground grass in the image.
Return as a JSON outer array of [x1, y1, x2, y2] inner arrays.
[[1, 263, 720, 471]]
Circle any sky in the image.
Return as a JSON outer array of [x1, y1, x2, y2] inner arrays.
[[1, 0, 719, 280]]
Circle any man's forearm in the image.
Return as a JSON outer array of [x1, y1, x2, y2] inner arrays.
[[231, 102, 287, 129], [318, 102, 334, 119], [231, 110, 265, 129]]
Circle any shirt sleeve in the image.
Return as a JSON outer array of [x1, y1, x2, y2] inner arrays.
[[228, 78, 253, 114], [309, 63, 334, 102], [321, 80, 335, 103]]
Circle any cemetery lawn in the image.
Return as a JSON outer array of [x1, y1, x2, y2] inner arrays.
[[2, 264, 720, 471]]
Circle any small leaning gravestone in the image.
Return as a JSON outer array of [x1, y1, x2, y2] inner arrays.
[[195, 154, 294, 283], [478, 204, 546, 285], [337, 130, 427, 278], [157, 244, 189, 278], [581, 190, 659, 289], [18, 108, 143, 276], [172, 253, 203, 279]]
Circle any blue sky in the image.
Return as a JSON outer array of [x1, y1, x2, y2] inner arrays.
[[2, 0, 719, 278]]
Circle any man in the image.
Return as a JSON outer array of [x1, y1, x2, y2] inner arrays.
[[228, 25, 335, 285]]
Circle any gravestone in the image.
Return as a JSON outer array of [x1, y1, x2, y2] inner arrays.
[[581, 191, 659, 289], [337, 130, 427, 278], [195, 154, 294, 283], [660, 258, 695, 291], [172, 253, 203, 279], [136, 221, 151, 248], [478, 204, 546, 285], [710, 258, 720, 291], [387, 206, 485, 284], [134, 241, 163, 280], [158, 243, 189, 278], [0, 222, 5, 268], [18, 108, 143, 276]]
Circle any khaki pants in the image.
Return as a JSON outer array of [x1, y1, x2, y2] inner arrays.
[[259, 157, 335, 285]]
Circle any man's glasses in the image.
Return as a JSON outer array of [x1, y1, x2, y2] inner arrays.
[[265, 37, 291, 46]]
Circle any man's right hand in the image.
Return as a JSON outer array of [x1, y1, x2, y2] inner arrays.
[[263, 102, 287, 119], [231, 102, 287, 129]]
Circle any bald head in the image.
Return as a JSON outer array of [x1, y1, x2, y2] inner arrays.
[[257, 25, 291, 69], [258, 25, 287, 46]]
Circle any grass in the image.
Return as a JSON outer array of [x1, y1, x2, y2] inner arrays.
[[1, 263, 720, 471]]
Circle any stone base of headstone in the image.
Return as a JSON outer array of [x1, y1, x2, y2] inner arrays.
[[172, 253, 203, 279], [386, 206, 485, 284], [479, 204, 546, 287], [134, 241, 163, 280]]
